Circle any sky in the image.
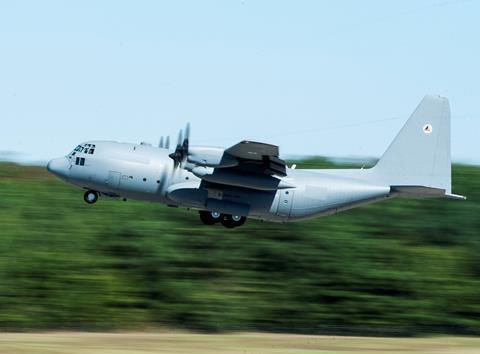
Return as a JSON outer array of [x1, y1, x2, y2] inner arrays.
[[0, 0, 479, 165]]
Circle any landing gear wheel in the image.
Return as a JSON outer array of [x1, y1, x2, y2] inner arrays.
[[199, 210, 222, 225], [84, 190, 98, 204], [221, 215, 246, 228]]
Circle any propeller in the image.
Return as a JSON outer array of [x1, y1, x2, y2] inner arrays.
[[159, 136, 171, 149], [169, 123, 190, 167], [183, 123, 190, 150]]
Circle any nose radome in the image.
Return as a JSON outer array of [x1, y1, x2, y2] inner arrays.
[[47, 157, 70, 178]]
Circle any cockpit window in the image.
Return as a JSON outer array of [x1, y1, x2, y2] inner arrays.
[[75, 157, 86, 166], [68, 143, 96, 162], [69, 143, 96, 158]]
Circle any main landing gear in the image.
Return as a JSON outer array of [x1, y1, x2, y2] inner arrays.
[[83, 190, 99, 204], [199, 210, 222, 225], [199, 210, 246, 228]]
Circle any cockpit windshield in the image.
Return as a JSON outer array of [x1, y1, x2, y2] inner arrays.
[[67, 143, 96, 159]]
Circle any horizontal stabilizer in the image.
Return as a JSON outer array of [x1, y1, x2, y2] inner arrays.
[[445, 193, 467, 200]]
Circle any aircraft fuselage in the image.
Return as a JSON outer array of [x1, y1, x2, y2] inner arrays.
[[48, 140, 391, 224]]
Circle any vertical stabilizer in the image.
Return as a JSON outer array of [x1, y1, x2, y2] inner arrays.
[[373, 95, 451, 194]]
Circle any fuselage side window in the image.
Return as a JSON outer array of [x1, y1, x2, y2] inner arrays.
[[80, 158, 85, 166]]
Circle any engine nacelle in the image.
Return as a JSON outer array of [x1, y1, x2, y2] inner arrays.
[[187, 147, 238, 168]]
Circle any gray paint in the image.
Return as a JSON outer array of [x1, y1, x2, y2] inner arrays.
[[47, 95, 465, 223]]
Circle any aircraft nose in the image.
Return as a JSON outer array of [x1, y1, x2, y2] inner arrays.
[[47, 157, 70, 178]]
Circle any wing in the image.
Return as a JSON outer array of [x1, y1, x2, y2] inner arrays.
[[165, 124, 292, 193], [187, 140, 292, 191]]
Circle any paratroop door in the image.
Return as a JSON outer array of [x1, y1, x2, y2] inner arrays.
[[277, 189, 294, 216]]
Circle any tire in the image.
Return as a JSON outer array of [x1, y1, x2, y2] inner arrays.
[[221, 214, 246, 228], [84, 190, 98, 204], [199, 210, 222, 225], [231, 215, 246, 227]]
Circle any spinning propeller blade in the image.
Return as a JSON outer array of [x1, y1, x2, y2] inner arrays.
[[169, 123, 190, 167]]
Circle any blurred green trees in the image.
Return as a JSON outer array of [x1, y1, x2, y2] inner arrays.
[[0, 160, 478, 335]]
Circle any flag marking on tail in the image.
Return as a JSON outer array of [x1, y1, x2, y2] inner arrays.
[[423, 124, 433, 134]]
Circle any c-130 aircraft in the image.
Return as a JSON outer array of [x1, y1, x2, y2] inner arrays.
[[48, 95, 465, 228]]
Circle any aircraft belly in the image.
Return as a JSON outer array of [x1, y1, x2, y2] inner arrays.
[[167, 182, 280, 219], [218, 188, 279, 219], [167, 182, 207, 208]]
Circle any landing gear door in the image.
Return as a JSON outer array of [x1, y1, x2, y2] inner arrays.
[[277, 189, 294, 216]]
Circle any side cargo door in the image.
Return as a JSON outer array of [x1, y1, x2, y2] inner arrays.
[[106, 171, 121, 190]]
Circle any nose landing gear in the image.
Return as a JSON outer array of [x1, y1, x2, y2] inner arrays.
[[84, 190, 99, 204], [199, 211, 246, 228]]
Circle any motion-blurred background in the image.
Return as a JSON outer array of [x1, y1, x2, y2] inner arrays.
[[0, 159, 478, 336], [0, 0, 479, 340]]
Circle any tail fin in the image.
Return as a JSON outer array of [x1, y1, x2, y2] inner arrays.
[[374, 95, 454, 196]]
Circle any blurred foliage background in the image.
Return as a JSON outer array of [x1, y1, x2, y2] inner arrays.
[[0, 158, 478, 336]]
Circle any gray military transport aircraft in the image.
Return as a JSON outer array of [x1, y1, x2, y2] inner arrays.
[[47, 95, 465, 228]]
